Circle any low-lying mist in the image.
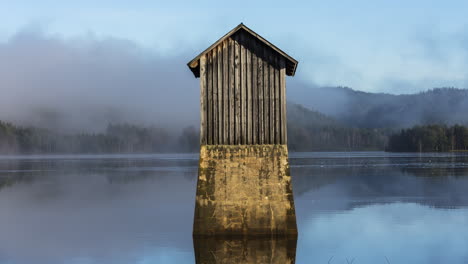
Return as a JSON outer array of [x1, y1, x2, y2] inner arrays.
[[0, 29, 199, 133]]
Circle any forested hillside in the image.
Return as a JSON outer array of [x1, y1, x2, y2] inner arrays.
[[287, 104, 390, 151]]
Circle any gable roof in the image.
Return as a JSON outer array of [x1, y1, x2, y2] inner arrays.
[[187, 23, 298, 78]]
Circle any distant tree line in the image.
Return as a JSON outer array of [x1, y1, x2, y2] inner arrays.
[[288, 124, 390, 151], [386, 124, 468, 152], [0, 102, 394, 154], [0, 121, 199, 154], [1, 118, 391, 154]]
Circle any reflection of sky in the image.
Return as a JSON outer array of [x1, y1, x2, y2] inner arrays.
[[136, 249, 193, 264], [298, 203, 468, 264], [1, 153, 468, 263], [0, 158, 197, 264]]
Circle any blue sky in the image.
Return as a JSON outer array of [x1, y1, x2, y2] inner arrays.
[[1, 0, 468, 93]]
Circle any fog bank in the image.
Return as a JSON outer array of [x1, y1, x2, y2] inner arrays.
[[0, 29, 199, 132]]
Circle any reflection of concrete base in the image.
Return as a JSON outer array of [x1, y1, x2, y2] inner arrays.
[[193, 237, 297, 264], [193, 145, 297, 236]]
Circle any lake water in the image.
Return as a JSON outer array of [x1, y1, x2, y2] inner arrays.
[[1, 152, 468, 264]]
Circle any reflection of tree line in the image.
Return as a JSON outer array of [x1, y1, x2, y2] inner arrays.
[[193, 237, 297, 264], [3, 154, 468, 209], [291, 160, 468, 209], [0, 175, 34, 191], [0, 157, 198, 191]]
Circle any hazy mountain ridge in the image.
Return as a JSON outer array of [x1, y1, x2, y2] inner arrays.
[[287, 103, 341, 128], [293, 86, 468, 128], [287, 103, 390, 151]]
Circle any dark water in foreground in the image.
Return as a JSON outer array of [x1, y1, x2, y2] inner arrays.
[[0, 152, 468, 263]]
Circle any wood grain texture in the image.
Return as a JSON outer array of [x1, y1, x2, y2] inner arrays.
[[229, 38, 235, 145], [240, 32, 247, 144], [213, 49, 218, 144], [280, 57, 286, 144], [246, 36, 252, 144], [257, 41, 264, 145], [269, 52, 275, 144], [207, 52, 213, 145], [199, 55, 207, 145], [234, 34, 241, 145], [222, 41, 229, 144], [263, 47, 270, 144], [251, 40, 258, 145], [217, 45, 223, 144], [274, 56, 280, 144]]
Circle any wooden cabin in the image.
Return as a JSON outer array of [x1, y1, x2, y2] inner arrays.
[[188, 23, 298, 145], [189, 24, 298, 236]]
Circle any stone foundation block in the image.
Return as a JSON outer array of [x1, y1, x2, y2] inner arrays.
[[193, 145, 297, 236]]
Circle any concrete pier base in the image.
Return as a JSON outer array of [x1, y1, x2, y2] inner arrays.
[[193, 145, 297, 236]]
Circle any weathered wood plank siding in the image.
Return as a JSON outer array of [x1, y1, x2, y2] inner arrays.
[[251, 39, 258, 145], [212, 49, 218, 145], [274, 56, 280, 144], [280, 57, 287, 144], [199, 30, 287, 145], [222, 42, 229, 144], [207, 52, 213, 145], [234, 34, 241, 145], [263, 47, 270, 144], [240, 32, 247, 144], [228, 38, 235, 145], [217, 45, 223, 145], [257, 39, 264, 145], [268, 52, 275, 144], [246, 36, 252, 145], [199, 56, 207, 145]]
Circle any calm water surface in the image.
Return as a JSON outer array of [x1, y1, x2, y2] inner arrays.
[[1, 152, 468, 263]]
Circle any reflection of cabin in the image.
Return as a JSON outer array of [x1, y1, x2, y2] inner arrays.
[[194, 237, 297, 263], [188, 23, 297, 145], [188, 23, 298, 236]]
